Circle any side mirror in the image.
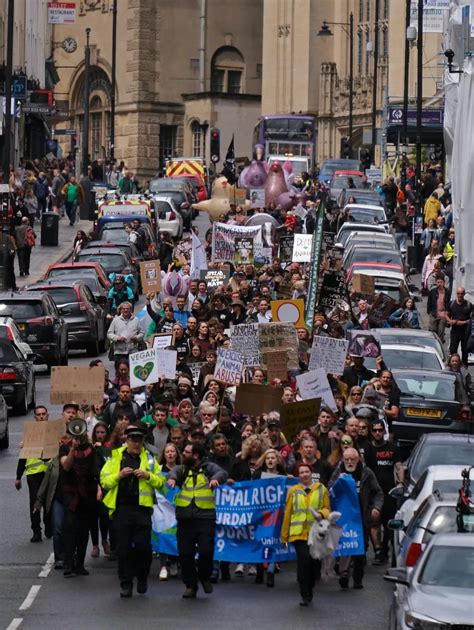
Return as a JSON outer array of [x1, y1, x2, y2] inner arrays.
[[389, 485, 408, 500], [388, 518, 405, 531], [383, 568, 410, 586]]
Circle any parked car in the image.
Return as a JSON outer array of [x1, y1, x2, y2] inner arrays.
[[0, 339, 36, 415], [385, 533, 474, 629], [340, 203, 388, 227], [347, 267, 411, 304], [153, 196, 184, 238], [0, 394, 8, 449], [344, 236, 398, 263], [372, 328, 448, 363], [75, 247, 139, 295], [25, 281, 107, 356], [391, 369, 472, 448], [337, 188, 383, 208], [336, 223, 388, 246], [404, 432, 474, 492], [319, 159, 361, 184], [0, 292, 68, 367], [330, 170, 364, 201], [80, 241, 142, 266], [44, 262, 111, 291], [343, 247, 403, 272], [363, 344, 445, 372], [0, 315, 35, 358]]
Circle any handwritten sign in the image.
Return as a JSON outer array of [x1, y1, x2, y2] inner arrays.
[[280, 398, 321, 439], [309, 336, 349, 376], [140, 260, 161, 293], [259, 322, 299, 370], [352, 273, 375, 296], [19, 419, 65, 459], [318, 271, 346, 309], [368, 292, 397, 327], [296, 368, 337, 411], [156, 349, 177, 380], [50, 366, 105, 405], [292, 234, 313, 263], [214, 348, 244, 385], [200, 269, 230, 290], [130, 348, 160, 388], [265, 350, 289, 382], [151, 332, 175, 350], [234, 384, 283, 415], [229, 323, 260, 367]]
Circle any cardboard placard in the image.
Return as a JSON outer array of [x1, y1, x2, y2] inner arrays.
[[50, 366, 105, 405], [368, 292, 397, 327], [318, 271, 347, 309], [352, 273, 375, 296], [200, 269, 230, 290], [292, 234, 313, 263], [346, 330, 381, 358], [271, 299, 305, 328], [151, 332, 175, 350], [265, 350, 289, 382], [279, 234, 295, 264], [234, 237, 254, 265], [280, 398, 321, 439], [309, 336, 349, 376], [140, 260, 161, 293], [234, 384, 283, 415], [214, 347, 244, 385], [296, 368, 337, 411], [259, 323, 299, 370], [229, 323, 261, 367], [232, 188, 247, 206], [19, 419, 65, 459], [250, 188, 265, 208]]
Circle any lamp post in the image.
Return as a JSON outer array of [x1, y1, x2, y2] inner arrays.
[[82, 28, 91, 177], [2, 0, 14, 181], [317, 13, 354, 153], [371, 0, 380, 155], [110, 0, 117, 162], [415, 0, 423, 193], [402, 0, 415, 186]]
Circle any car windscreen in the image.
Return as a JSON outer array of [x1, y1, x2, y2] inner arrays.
[[364, 350, 441, 371], [347, 209, 385, 223], [381, 334, 444, 358], [412, 443, 474, 480], [99, 228, 129, 243], [397, 375, 456, 400], [320, 161, 360, 178], [48, 268, 96, 279], [31, 288, 78, 305], [0, 341, 21, 362], [348, 250, 401, 265], [78, 253, 125, 271], [419, 546, 474, 587], [332, 175, 363, 189], [155, 201, 173, 214], [150, 179, 183, 192], [0, 301, 43, 319]]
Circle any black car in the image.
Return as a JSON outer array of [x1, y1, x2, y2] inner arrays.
[[0, 393, 8, 448], [391, 369, 472, 448], [0, 339, 36, 415], [75, 247, 139, 298], [0, 292, 68, 367], [25, 281, 107, 356]]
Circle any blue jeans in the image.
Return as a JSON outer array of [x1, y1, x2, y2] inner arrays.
[[394, 232, 407, 251], [51, 499, 65, 562]]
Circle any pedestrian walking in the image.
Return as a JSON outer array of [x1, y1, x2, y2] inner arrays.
[[14, 217, 36, 276], [427, 274, 450, 342], [61, 176, 84, 226], [446, 287, 472, 365]]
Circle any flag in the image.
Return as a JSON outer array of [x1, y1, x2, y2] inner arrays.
[[222, 135, 237, 184], [190, 230, 207, 279]]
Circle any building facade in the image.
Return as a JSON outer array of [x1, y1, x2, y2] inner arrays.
[[51, 0, 263, 181]]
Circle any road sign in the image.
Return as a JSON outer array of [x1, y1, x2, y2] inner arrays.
[[12, 77, 27, 100], [52, 128, 76, 136], [22, 103, 52, 115]]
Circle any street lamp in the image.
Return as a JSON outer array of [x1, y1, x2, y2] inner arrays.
[[402, 0, 415, 186], [110, 0, 117, 162], [371, 0, 380, 156], [415, 0, 423, 193], [317, 13, 354, 153], [82, 28, 91, 176]]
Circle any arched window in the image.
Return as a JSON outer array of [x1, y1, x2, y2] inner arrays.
[[191, 121, 202, 158], [211, 46, 245, 94]]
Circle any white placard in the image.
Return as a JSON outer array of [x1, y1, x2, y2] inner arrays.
[[156, 349, 177, 380], [229, 323, 260, 367], [292, 234, 313, 263], [296, 368, 337, 411], [309, 336, 349, 376], [213, 347, 244, 385], [129, 348, 160, 389]]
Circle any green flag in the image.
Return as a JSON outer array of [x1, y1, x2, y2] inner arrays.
[[304, 203, 325, 330]]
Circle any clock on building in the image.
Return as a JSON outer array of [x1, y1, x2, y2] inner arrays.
[[62, 37, 78, 53]]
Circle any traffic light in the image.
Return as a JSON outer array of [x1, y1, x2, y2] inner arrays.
[[360, 148, 371, 171], [340, 136, 351, 159], [210, 128, 220, 163]]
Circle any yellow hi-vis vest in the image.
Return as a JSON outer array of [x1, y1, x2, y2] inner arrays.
[[25, 458, 48, 475], [288, 484, 324, 539], [175, 468, 215, 510], [443, 241, 454, 262], [100, 446, 164, 517]]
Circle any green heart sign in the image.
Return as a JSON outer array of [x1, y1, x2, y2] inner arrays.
[[133, 362, 155, 382]]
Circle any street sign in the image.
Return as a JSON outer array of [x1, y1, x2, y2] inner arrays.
[[387, 107, 444, 127], [22, 103, 52, 115], [52, 128, 76, 136], [48, 2, 76, 24], [12, 77, 27, 100]]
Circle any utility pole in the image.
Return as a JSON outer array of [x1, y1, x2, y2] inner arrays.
[[110, 0, 117, 162], [371, 0, 380, 157], [401, 0, 411, 186], [415, 0, 423, 193], [3, 0, 14, 181], [348, 12, 354, 152], [82, 28, 91, 176]]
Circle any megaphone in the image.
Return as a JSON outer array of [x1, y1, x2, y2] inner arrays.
[[67, 418, 87, 438]]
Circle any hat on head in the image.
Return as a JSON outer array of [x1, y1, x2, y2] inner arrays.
[[63, 402, 79, 411], [231, 299, 246, 309], [267, 418, 281, 428], [124, 425, 146, 439], [178, 376, 193, 388], [354, 407, 374, 419], [178, 398, 193, 410]]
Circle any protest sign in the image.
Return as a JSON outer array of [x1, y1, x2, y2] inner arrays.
[[254, 246, 272, 268], [309, 336, 349, 375], [292, 234, 313, 263], [50, 366, 105, 405], [151, 332, 175, 350], [270, 299, 305, 328], [19, 419, 65, 459], [318, 271, 347, 309], [139, 260, 161, 293], [200, 268, 230, 290], [265, 350, 289, 382], [152, 478, 297, 563], [232, 188, 247, 206], [234, 384, 282, 415], [189, 361, 205, 387], [346, 330, 381, 358], [214, 347, 244, 385], [212, 222, 262, 262], [368, 292, 397, 327], [323, 245, 344, 271], [229, 323, 260, 367], [296, 368, 337, 411], [352, 273, 375, 296], [329, 475, 365, 557], [234, 237, 254, 265], [322, 231, 335, 252], [250, 189, 265, 208], [279, 234, 294, 264], [156, 349, 177, 380], [130, 348, 160, 388], [259, 322, 299, 370], [280, 398, 321, 439]]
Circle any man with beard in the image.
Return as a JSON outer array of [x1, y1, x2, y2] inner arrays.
[[329, 448, 383, 589], [167, 443, 227, 598]]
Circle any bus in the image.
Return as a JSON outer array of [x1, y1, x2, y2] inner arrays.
[[252, 114, 317, 170]]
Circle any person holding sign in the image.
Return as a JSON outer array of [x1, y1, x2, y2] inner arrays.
[[281, 462, 331, 607]]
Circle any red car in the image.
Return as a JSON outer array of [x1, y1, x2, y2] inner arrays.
[[44, 262, 111, 291]]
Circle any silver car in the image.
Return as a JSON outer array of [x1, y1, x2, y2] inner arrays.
[[154, 195, 184, 238], [384, 533, 474, 629]]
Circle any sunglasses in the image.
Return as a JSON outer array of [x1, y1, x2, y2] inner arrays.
[[341, 440, 353, 445], [372, 428, 384, 433]]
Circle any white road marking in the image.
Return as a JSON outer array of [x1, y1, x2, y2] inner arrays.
[[6, 618, 23, 629], [38, 553, 54, 578], [18, 585, 41, 611]]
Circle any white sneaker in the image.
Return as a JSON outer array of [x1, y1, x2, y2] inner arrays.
[[169, 564, 178, 577], [234, 563, 245, 575], [247, 565, 257, 576], [159, 566, 169, 581]]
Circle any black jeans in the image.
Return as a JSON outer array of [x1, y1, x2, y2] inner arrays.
[[177, 518, 215, 589], [27, 472, 50, 535], [293, 540, 322, 600], [450, 324, 469, 365], [114, 505, 152, 588], [90, 500, 110, 546], [63, 507, 92, 571]]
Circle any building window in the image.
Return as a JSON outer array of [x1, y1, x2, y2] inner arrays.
[[210, 46, 245, 94], [358, 30, 363, 74], [191, 121, 202, 157], [359, 0, 364, 22], [72, 66, 111, 159], [366, 0, 370, 21], [159, 125, 176, 170], [382, 26, 388, 57]]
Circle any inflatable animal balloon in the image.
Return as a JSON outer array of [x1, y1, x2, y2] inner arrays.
[[283, 160, 293, 175], [264, 161, 288, 206], [277, 191, 297, 211], [239, 160, 268, 189], [192, 176, 249, 221]]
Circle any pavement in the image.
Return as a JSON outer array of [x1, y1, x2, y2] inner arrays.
[[16, 215, 93, 289]]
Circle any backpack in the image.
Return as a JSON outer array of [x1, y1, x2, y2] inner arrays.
[[24, 227, 36, 248]]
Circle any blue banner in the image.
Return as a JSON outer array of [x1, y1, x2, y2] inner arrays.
[[152, 477, 296, 563], [329, 474, 365, 557]]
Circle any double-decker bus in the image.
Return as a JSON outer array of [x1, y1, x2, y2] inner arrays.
[[252, 114, 317, 172]]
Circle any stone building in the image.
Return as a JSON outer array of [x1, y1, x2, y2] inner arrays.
[[51, 0, 263, 181]]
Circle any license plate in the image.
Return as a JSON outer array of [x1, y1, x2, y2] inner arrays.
[[406, 408, 442, 418]]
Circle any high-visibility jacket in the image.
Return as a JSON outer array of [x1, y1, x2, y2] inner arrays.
[[100, 446, 164, 517], [175, 469, 215, 510], [25, 458, 48, 476], [443, 241, 455, 262], [281, 482, 331, 543]]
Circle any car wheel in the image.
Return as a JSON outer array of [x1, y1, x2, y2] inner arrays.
[[0, 423, 9, 449], [12, 390, 28, 416]]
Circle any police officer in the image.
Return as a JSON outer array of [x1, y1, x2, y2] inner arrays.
[[15, 405, 51, 542], [101, 425, 164, 598], [167, 442, 227, 599]]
